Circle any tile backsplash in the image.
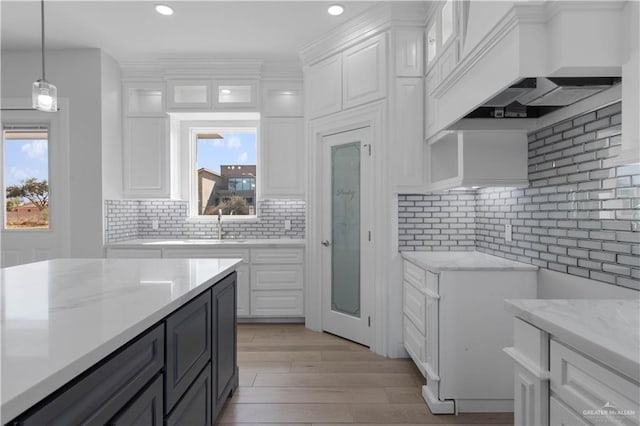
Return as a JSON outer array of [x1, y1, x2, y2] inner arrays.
[[105, 199, 305, 243], [399, 101, 640, 290]]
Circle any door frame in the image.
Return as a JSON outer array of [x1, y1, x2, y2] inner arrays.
[[306, 101, 387, 355], [0, 97, 71, 266]]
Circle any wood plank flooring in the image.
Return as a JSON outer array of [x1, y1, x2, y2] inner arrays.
[[216, 324, 513, 425]]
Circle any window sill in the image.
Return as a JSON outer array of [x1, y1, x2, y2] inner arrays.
[[186, 215, 258, 223]]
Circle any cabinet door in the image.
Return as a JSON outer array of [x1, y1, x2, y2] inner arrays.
[[306, 55, 342, 118], [165, 290, 211, 412], [123, 117, 170, 198], [343, 34, 387, 109], [262, 81, 303, 117], [211, 273, 238, 418], [166, 80, 212, 111], [108, 374, 163, 426], [394, 77, 425, 192], [261, 118, 305, 198], [395, 29, 424, 77], [165, 364, 212, 426]]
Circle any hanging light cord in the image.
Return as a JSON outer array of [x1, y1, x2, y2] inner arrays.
[[40, 0, 46, 81]]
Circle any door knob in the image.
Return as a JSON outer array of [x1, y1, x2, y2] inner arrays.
[[321, 240, 331, 247]]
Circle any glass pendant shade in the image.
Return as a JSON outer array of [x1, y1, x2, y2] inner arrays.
[[32, 80, 57, 112]]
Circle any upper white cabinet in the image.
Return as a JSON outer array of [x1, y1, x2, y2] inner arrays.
[[124, 81, 165, 116], [426, 130, 528, 191], [395, 29, 424, 77], [166, 80, 212, 111], [123, 117, 170, 198], [306, 55, 342, 118], [342, 33, 387, 109], [306, 33, 388, 118], [213, 80, 258, 110], [261, 118, 305, 198], [393, 77, 425, 192], [261, 81, 304, 117]]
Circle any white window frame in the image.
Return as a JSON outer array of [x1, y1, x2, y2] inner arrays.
[[182, 119, 260, 220]]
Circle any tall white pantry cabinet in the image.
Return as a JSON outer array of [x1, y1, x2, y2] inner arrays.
[[401, 251, 538, 414]]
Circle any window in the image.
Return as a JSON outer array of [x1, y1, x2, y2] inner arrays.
[[194, 128, 257, 217], [3, 127, 50, 229]]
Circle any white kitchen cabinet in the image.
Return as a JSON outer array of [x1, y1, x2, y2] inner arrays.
[[123, 117, 170, 198], [161, 247, 250, 317], [506, 300, 640, 426], [261, 118, 305, 198], [250, 248, 304, 317], [393, 77, 425, 192], [124, 81, 165, 116], [342, 33, 387, 109], [106, 244, 304, 319], [401, 251, 537, 413], [306, 55, 342, 118], [395, 29, 423, 77], [261, 81, 303, 117], [166, 79, 212, 111], [213, 80, 258, 110], [426, 130, 529, 191]]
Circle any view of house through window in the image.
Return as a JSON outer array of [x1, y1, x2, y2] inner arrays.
[[3, 128, 50, 229], [196, 129, 257, 216]]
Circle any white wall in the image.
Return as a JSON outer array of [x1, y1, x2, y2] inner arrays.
[[1, 49, 106, 257]]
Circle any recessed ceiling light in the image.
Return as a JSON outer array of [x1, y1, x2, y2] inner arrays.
[[328, 4, 344, 16], [220, 89, 232, 95], [155, 4, 173, 16]]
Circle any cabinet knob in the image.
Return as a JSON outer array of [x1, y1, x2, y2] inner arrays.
[[321, 240, 331, 247]]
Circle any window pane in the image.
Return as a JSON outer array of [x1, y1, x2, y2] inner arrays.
[[441, 0, 454, 45], [196, 131, 257, 216], [4, 129, 49, 229]]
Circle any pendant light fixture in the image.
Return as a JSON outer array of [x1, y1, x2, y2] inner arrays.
[[32, 0, 57, 112]]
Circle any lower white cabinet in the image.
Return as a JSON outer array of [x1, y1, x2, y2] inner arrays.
[[507, 316, 640, 426], [106, 245, 304, 319], [401, 252, 537, 414]]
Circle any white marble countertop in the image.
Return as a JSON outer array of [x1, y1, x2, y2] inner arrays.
[[401, 251, 538, 272], [0, 257, 241, 424], [107, 238, 305, 248], [505, 299, 640, 381]]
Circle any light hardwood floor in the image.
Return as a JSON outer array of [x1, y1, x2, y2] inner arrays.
[[216, 323, 513, 425]]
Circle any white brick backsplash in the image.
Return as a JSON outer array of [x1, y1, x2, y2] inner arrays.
[[105, 199, 305, 242], [399, 102, 639, 291]]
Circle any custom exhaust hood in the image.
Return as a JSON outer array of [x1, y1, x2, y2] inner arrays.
[[465, 77, 621, 119]]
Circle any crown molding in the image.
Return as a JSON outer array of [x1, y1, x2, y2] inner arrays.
[[298, 2, 429, 67], [121, 58, 264, 80]]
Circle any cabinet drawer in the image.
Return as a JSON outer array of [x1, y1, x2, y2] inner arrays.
[[251, 248, 303, 264], [251, 265, 303, 290], [403, 281, 426, 334], [165, 290, 211, 412], [550, 340, 639, 424], [162, 248, 249, 263], [165, 363, 212, 426], [250, 290, 303, 316], [550, 396, 589, 426], [20, 325, 164, 426], [404, 260, 426, 289], [403, 316, 426, 373], [108, 373, 163, 425]]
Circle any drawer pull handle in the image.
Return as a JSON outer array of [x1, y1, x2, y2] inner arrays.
[[503, 347, 550, 381]]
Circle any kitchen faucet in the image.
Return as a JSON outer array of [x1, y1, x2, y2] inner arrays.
[[217, 209, 222, 239]]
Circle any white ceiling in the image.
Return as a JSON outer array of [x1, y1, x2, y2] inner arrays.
[[1, 1, 379, 64]]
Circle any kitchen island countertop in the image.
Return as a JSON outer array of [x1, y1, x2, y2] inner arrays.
[[0, 257, 241, 424], [401, 250, 539, 272]]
